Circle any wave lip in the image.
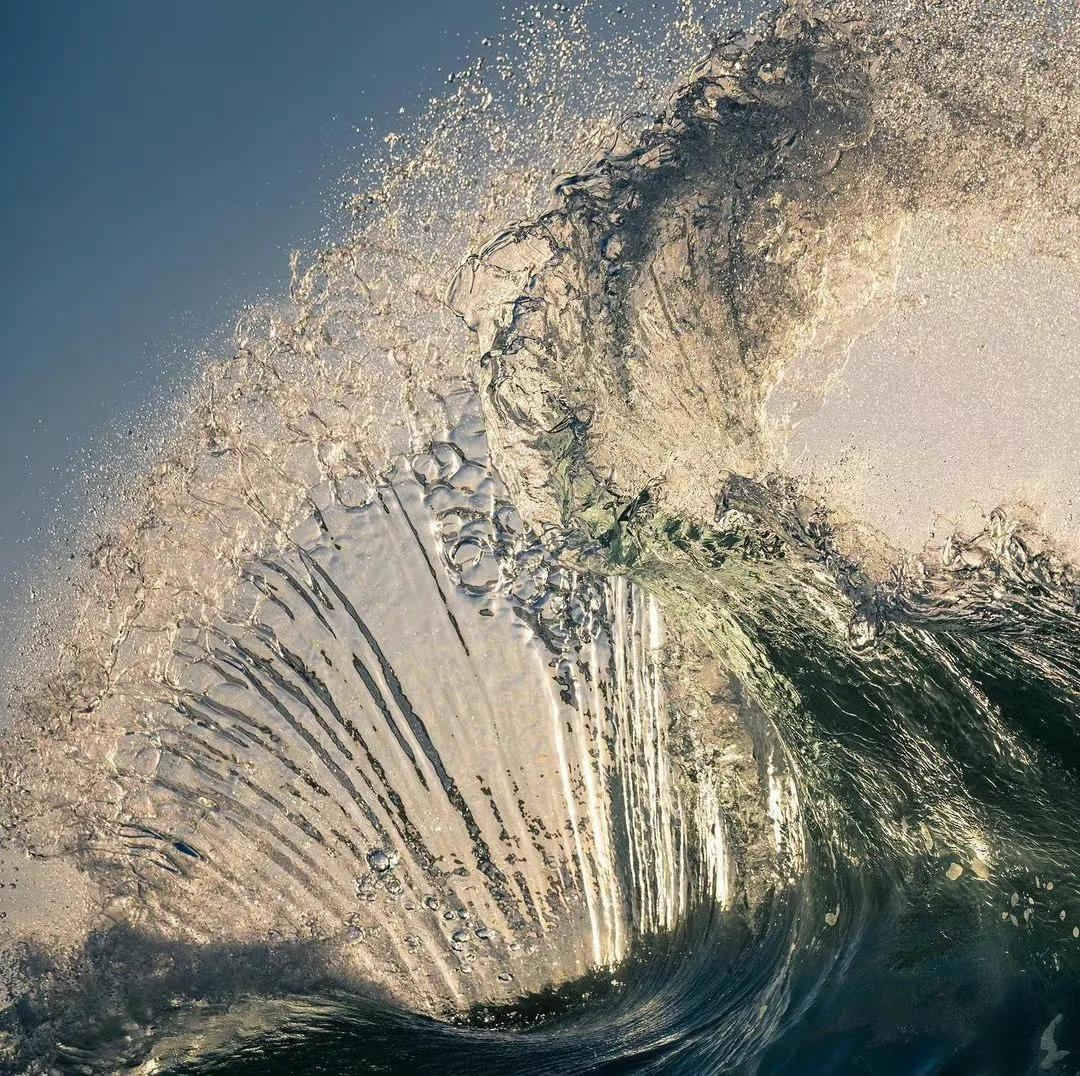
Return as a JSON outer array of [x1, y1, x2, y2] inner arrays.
[[451, 2, 1078, 543]]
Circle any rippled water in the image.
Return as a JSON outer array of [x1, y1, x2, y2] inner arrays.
[[2, 1, 1079, 1073]]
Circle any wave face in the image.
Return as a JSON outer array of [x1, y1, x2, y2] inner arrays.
[[2, 1, 1080, 1073]]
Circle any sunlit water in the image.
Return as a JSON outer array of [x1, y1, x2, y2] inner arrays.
[[2, 1, 1079, 1072]]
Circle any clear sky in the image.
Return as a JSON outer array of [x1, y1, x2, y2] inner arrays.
[[0, 0, 506, 625]]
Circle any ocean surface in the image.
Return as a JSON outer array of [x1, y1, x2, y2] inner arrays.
[[1, 1, 1079, 1072]]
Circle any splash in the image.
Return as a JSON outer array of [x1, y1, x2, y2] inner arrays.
[[2, 1, 1079, 1072]]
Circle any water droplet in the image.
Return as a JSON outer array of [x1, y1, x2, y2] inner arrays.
[[367, 849, 395, 873]]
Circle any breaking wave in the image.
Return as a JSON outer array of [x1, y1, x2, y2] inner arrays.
[[1, 1, 1079, 1072]]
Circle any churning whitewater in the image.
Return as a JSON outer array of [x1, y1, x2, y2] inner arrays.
[[2, 1, 1079, 1072]]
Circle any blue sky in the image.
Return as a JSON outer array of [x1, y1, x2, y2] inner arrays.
[[0, 0, 506, 621]]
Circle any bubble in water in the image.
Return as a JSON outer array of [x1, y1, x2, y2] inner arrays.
[[367, 849, 396, 872], [355, 874, 379, 902]]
